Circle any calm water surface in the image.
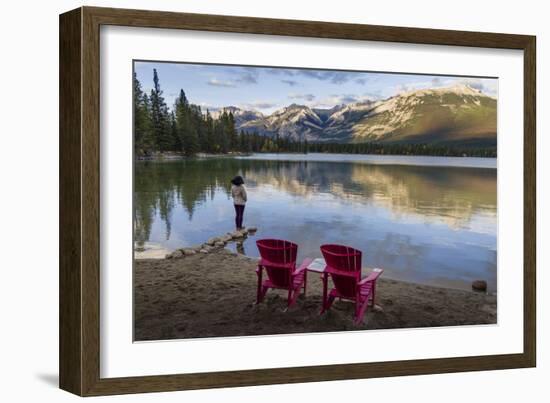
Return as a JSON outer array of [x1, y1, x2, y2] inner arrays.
[[134, 153, 497, 292]]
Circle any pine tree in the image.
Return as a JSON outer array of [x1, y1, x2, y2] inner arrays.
[[133, 73, 154, 155], [170, 112, 180, 151], [227, 112, 238, 151], [188, 104, 202, 155], [174, 89, 188, 153], [174, 89, 199, 155], [204, 110, 215, 153], [150, 69, 172, 151], [217, 111, 229, 153]]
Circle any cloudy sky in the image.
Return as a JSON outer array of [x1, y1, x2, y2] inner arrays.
[[134, 61, 498, 115]]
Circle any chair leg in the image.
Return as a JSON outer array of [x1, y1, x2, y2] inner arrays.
[[320, 273, 328, 314], [256, 266, 263, 304], [323, 294, 336, 314], [355, 299, 369, 325]]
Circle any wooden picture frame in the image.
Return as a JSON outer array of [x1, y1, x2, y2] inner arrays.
[[59, 6, 536, 396]]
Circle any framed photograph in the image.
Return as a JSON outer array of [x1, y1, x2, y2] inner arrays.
[[59, 6, 536, 396]]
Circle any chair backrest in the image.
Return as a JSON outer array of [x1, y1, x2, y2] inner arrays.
[[256, 239, 298, 287], [320, 244, 362, 298]]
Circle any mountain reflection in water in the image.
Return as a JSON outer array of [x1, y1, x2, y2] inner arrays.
[[134, 154, 497, 292]]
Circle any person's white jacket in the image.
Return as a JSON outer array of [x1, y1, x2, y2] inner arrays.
[[231, 185, 247, 206]]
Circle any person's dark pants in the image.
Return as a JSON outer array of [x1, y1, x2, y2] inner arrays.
[[234, 204, 245, 229]]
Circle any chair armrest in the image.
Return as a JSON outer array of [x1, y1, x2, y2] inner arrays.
[[359, 268, 383, 285], [293, 258, 313, 275]]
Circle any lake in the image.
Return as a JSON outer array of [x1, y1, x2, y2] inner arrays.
[[134, 153, 497, 293]]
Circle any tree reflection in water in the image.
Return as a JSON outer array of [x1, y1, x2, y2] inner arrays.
[[134, 156, 497, 291]]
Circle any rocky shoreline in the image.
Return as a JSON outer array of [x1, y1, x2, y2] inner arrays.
[[164, 227, 257, 259]]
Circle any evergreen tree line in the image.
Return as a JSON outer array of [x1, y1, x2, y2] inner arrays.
[[134, 69, 496, 158], [307, 142, 497, 158], [134, 69, 304, 157]]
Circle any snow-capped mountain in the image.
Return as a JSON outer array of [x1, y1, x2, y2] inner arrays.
[[349, 85, 497, 145], [212, 106, 264, 127], [219, 104, 326, 141], [322, 101, 376, 141], [263, 104, 324, 140], [219, 85, 496, 145], [313, 104, 347, 123]]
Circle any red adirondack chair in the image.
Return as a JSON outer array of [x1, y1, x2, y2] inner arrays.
[[320, 244, 383, 325], [256, 239, 312, 307]]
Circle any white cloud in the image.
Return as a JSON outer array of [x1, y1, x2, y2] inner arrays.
[[207, 78, 236, 87], [456, 78, 498, 97], [236, 68, 259, 84], [197, 102, 222, 112], [238, 100, 281, 111], [281, 79, 299, 86], [288, 93, 316, 101]]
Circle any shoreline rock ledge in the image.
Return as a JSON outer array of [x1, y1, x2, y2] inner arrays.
[[166, 227, 257, 259]]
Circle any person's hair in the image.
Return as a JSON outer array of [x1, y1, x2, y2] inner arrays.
[[231, 175, 244, 186]]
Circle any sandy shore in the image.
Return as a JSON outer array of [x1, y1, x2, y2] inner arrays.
[[134, 249, 496, 341]]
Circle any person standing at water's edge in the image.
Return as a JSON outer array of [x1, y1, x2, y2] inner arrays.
[[231, 176, 247, 230]]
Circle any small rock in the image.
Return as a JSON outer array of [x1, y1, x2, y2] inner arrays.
[[247, 226, 258, 232], [199, 249, 209, 254], [231, 230, 244, 239], [206, 237, 219, 246], [166, 250, 183, 259], [182, 245, 201, 252], [214, 241, 225, 247], [182, 249, 196, 256], [372, 304, 384, 313], [472, 280, 487, 292], [221, 234, 233, 242]]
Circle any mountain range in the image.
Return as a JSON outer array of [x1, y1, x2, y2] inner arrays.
[[215, 85, 497, 147]]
